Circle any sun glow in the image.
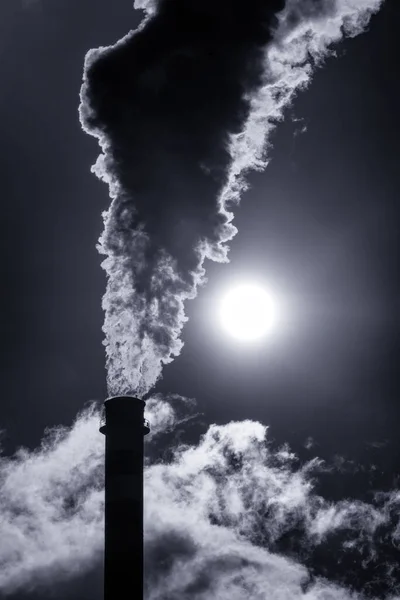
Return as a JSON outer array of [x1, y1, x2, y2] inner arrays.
[[220, 283, 277, 342]]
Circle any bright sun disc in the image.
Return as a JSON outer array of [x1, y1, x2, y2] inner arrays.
[[220, 284, 276, 342]]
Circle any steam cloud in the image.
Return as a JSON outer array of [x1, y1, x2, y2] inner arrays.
[[0, 396, 399, 598], [79, 0, 383, 398]]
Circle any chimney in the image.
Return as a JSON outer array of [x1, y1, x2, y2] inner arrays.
[[100, 396, 150, 600]]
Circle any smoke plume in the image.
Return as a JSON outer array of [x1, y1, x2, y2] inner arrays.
[[80, 0, 383, 398], [0, 0, 393, 597]]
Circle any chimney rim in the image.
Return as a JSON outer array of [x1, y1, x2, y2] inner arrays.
[[99, 396, 150, 435], [104, 395, 146, 405]]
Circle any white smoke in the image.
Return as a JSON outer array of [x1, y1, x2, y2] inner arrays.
[[0, 405, 104, 593], [0, 395, 195, 594], [216, 0, 384, 258], [0, 396, 399, 597], [133, 0, 158, 15], [144, 393, 199, 440]]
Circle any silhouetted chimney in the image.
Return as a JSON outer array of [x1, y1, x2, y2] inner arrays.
[[100, 396, 150, 600]]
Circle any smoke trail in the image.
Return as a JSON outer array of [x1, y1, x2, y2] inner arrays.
[[79, 0, 383, 397]]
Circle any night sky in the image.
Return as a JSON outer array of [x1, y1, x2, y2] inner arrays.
[[1, 0, 400, 599]]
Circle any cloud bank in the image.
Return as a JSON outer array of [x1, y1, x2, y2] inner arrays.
[[0, 396, 399, 598], [79, 0, 383, 398]]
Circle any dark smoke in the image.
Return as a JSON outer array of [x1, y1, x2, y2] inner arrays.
[[79, 0, 383, 397], [79, 0, 285, 396]]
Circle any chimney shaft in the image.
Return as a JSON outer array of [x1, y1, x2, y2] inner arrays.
[[100, 396, 150, 600]]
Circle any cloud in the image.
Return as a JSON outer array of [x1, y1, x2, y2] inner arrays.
[[0, 394, 196, 594], [0, 405, 104, 594], [79, 0, 383, 399], [144, 418, 400, 598], [0, 396, 399, 598], [144, 393, 199, 440]]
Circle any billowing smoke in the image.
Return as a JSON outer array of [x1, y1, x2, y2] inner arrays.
[[0, 396, 399, 598], [79, 0, 285, 396], [79, 0, 383, 398]]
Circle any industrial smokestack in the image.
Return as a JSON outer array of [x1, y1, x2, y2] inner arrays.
[[99, 396, 150, 600]]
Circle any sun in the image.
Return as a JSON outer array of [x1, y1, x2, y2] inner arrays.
[[219, 283, 276, 342]]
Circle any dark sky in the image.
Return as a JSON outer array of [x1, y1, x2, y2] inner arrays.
[[1, 0, 400, 598]]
